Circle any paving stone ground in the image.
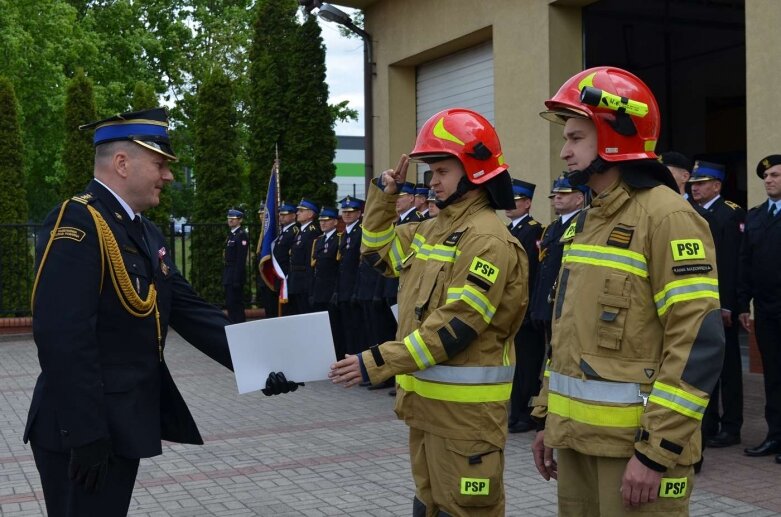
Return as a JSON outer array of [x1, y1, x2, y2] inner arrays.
[[1, 332, 779, 516]]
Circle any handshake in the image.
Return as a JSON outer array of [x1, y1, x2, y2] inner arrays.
[[262, 371, 304, 396]]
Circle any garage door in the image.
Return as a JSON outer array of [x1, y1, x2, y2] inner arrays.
[[416, 41, 495, 130]]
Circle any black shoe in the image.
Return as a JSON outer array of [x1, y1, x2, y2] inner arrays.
[[706, 431, 741, 448], [367, 379, 394, 390], [509, 420, 534, 434], [744, 439, 781, 457], [388, 389, 396, 396], [694, 456, 703, 474]]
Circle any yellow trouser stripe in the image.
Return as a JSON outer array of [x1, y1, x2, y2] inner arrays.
[[397, 374, 511, 403], [548, 392, 644, 428], [654, 277, 719, 316]]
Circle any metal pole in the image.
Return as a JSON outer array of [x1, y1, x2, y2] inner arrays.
[[362, 33, 374, 195]]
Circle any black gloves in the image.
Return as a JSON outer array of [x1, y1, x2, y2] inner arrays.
[[68, 437, 112, 493], [262, 372, 304, 396]]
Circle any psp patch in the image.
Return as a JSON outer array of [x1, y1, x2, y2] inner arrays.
[[670, 239, 705, 261], [53, 227, 86, 243], [672, 263, 713, 275], [659, 477, 688, 498], [607, 226, 634, 248], [469, 256, 499, 285], [460, 477, 490, 496]]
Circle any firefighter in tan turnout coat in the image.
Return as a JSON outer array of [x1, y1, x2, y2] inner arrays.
[[330, 108, 528, 517], [531, 66, 725, 516]]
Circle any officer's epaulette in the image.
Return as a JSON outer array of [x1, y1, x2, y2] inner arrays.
[[724, 200, 742, 211], [292, 225, 300, 234], [306, 224, 318, 232], [70, 192, 96, 205], [528, 219, 540, 226]]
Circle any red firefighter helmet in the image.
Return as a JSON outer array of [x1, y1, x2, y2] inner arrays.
[[541, 66, 660, 162], [410, 108, 508, 184]]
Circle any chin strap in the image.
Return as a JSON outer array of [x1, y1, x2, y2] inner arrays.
[[435, 176, 478, 210], [565, 156, 610, 186]]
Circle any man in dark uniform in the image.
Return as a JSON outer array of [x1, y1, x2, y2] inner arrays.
[[24, 108, 297, 517], [335, 196, 365, 357], [414, 183, 429, 218], [659, 151, 694, 201], [311, 207, 343, 356], [288, 198, 321, 315], [689, 161, 746, 448], [223, 208, 249, 323], [739, 154, 781, 462], [506, 179, 545, 433], [426, 189, 440, 218], [372, 182, 421, 392], [271, 201, 299, 317], [529, 176, 587, 342]]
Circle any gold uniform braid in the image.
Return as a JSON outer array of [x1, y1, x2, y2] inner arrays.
[[31, 199, 164, 360]]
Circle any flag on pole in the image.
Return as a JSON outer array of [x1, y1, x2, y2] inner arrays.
[[258, 159, 282, 295]]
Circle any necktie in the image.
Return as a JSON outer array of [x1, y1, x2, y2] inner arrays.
[[771, 203, 777, 217]]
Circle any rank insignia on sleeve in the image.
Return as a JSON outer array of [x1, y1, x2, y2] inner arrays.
[[444, 231, 464, 246], [670, 239, 706, 261], [53, 227, 86, 242], [607, 226, 634, 248], [469, 256, 499, 285]]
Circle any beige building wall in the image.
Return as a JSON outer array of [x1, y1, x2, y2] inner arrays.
[[746, 0, 781, 209], [339, 0, 588, 223]]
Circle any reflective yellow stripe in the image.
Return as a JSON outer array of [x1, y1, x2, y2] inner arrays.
[[653, 277, 719, 316], [649, 381, 707, 420], [388, 237, 405, 275], [446, 286, 496, 323], [548, 392, 643, 428], [544, 360, 551, 378], [563, 243, 648, 278], [397, 374, 511, 403], [361, 225, 395, 248], [411, 233, 426, 252], [403, 330, 435, 370], [415, 243, 459, 263]]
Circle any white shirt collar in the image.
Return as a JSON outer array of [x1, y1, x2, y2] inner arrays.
[[325, 229, 336, 240], [511, 213, 529, 228], [346, 220, 359, 233], [400, 206, 416, 221], [701, 194, 721, 210], [560, 210, 579, 224], [94, 178, 136, 220], [231, 226, 242, 234], [300, 221, 312, 231], [283, 222, 297, 232]]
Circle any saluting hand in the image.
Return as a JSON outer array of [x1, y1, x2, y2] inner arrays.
[[380, 154, 410, 195]]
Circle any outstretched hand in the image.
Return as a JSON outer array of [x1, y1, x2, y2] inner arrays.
[[329, 354, 363, 387], [262, 371, 304, 396], [380, 154, 410, 195]]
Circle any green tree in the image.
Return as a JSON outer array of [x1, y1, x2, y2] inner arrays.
[[191, 68, 242, 305], [248, 0, 298, 205], [61, 68, 96, 199], [0, 77, 31, 315], [284, 16, 337, 208]]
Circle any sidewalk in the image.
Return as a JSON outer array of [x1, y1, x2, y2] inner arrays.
[[1, 332, 779, 516]]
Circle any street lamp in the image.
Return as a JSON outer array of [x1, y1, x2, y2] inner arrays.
[[317, 3, 374, 195]]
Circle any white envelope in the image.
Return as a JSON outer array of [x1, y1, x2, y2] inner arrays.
[[225, 311, 336, 394]]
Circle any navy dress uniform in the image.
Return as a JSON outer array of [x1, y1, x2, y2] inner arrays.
[[738, 155, 781, 460], [223, 208, 249, 323], [272, 202, 299, 317], [311, 207, 343, 356], [529, 177, 588, 341], [23, 109, 301, 517], [688, 161, 746, 446], [414, 183, 430, 219], [288, 199, 321, 315], [336, 196, 366, 356], [507, 179, 546, 433]]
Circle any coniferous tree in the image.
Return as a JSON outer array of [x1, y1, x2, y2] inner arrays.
[[132, 81, 172, 231], [248, 0, 298, 205], [60, 68, 96, 199], [285, 15, 337, 208], [191, 68, 242, 305], [0, 77, 30, 315]]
